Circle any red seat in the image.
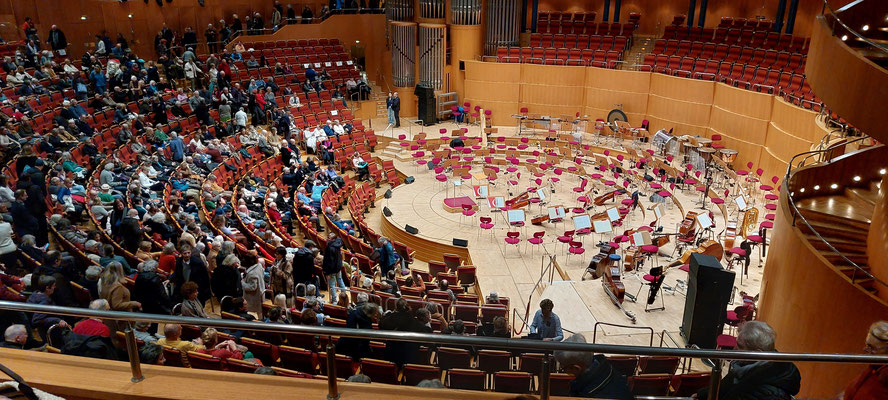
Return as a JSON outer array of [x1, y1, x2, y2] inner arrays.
[[628, 374, 672, 396], [278, 345, 317, 374], [493, 371, 533, 393], [607, 355, 639, 377], [671, 372, 712, 397], [549, 372, 575, 396], [360, 358, 400, 384], [225, 358, 260, 373], [638, 356, 680, 375], [477, 349, 512, 375], [447, 368, 486, 390], [403, 364, 441, 386], [186, 351, 223, 370], [437, 347, 473, 370], [518, 353, 545, 374]]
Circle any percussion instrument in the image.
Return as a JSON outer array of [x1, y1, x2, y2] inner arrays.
[[603, 264, 636, 323], [695, 137, 713, 147], [699, 147, 716, 162], [682, 142, 699, 156], [719, 148, 738, 164], [651, 129, 677, 155]]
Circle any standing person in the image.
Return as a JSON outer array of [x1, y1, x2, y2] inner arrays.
[[287, 4, 297, 24], [211, 254, 243, 301], [391, 92, 401, 127], [100, 263, 141, 312], [554, 333, 634, 399], [529, 298, 563, 341], [696, 321, 801, 399], [269, 246, 295, 307], [844, 321, 888, 399], [171, 242, 211, 303], [301, 5, 314, 24], [385, 93, 395, 127], [22, 17, 39, 47], [375, 237, 399, 278], [241, 252, 266, 320], [47, 25, 67, 56], [322, 232, 345, 300], [133, 260, 171, 317], [205, 24, 218, 54]]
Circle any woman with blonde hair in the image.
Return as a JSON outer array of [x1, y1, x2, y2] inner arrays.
[[100, 262, 141, 312], [843, 321, 888, 399]]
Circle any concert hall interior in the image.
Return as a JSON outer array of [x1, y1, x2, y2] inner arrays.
[[0, 0, 887, 399]]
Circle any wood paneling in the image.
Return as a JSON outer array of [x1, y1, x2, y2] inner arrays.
[[868, 175, 888, 303], [449, 25, 483, 101], [0, 348, 560, 400], [380, 212, 472, 264], [806, 16, 888, 143]]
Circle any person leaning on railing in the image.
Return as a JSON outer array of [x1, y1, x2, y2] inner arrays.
[[842, 321, 888, 399], [694, 321, 800, 399]]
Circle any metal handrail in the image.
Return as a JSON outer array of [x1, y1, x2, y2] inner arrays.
[[821, 0, 888, 54], [4, 301, 888, 400], [783, 136, 887, 290]]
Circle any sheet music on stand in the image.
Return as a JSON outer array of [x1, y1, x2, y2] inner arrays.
[[507, 209, 526, 224], [734, 196, 748, 211], [653, 204, 664, 220], [592, 219, 613, 233], [548, 206, 566, 219], [696, 212, 714, 229], [573, 214, 592, 230], [473, 185, 489, 198], [606, 207, 620, 222], [489, 196, 505, 209], [631, 230, 653, 246], [536, 188, 547, 202]]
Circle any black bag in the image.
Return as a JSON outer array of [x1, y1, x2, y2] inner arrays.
[[61, 332, 118, 360]]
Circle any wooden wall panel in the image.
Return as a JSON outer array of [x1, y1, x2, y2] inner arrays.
[[649, 73, 715, 104], [713, 83, 773, 120], [769, 97, 823, 143], [709, 106, 770, 144], [710, 128, 762, 173], [646, 95, 711, 130], [449, 25, 484, 102], [645, 115, 708, 137], [757, 147, 787, 183], [764, 123, 813, 167]]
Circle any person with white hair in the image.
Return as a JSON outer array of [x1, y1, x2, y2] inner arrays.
[[553, 333, 633, 399], [0, 325, 27, 349], [133, 259, 172, 316], [72, 299, 111, 337], [234, 107, 248, 132], [695, 321, 800, 399]]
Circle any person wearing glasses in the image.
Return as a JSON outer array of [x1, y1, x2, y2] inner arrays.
[[843, 320, 888, 399], [529, 298, 563, 342]]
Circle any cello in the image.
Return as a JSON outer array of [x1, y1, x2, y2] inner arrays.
[[602, 266, 636, 323]]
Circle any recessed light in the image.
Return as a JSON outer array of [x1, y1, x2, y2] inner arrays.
[[841, 35, 848, 41], [80, 15, 87, 20], [881, 168, 887, 175], [853, 176, 861, 181], [830, 183, 838, 189], [355, 40, 360, 44], [814, 185, 820, 190], [128, 14, 133, 18], [862, 25, 870, 31], [799, 188, 805, 193]]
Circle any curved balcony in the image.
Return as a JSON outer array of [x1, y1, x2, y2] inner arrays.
[[805, 0, 888, 141], [758, 141, 888, 396]]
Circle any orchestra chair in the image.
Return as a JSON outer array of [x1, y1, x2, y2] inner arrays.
[[460, 203, 477, 225], [567, 240, 586, 262], [527, 231, 546, 255], [716, 334, 737, 350], [504, 231, 521, 255], [726, 241, 751, 283], [556, 230, 575, 254], [639, 244, 660, 273], [634, 266, 666, 311], [628, 374, 672, 396], [479, 216, 495, 240]]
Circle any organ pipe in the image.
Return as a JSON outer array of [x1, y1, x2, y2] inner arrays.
[[419, 24, 446, 90], [419, 0, 446, 20], [451, 0, 482, 25], [386, 0, 414, 22], [484, 0, 521, 56], [391, 22, 417, 88]]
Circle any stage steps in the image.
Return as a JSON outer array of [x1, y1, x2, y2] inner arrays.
[[794, 179, 880, 294]]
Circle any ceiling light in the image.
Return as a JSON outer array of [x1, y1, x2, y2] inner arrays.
[[881, 168, 887, 175], [853, 176, 861, 181], [862, 25, 870, 31], [841, 35, 849, 41], [830, 183, 838, 189], [799, 188, 805, 193], [80, 15, 87, 20], [814, 185, 820, 190]]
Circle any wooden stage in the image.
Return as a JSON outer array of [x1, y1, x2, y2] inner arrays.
[[371, 120, 770, 347]]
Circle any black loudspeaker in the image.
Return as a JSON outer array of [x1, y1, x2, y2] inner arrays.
[[453, 238, 468, 247], [405, 176, 415, 184], [382, 207, 392, 217], [459, 60, 466, 71], [681, 253, 736, 349], [405, 225, 419, 234], [384, 189, 393, 199], [415, 83, 437, 126]]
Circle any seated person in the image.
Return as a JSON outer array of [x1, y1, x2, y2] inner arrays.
[[156, 323, 205, 353]]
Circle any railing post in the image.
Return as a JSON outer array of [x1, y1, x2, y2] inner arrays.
[[123, 322, 144, 383], [539, 353, 551, 400], [707, 359, 722, 400], [326, 342, 340, 400]]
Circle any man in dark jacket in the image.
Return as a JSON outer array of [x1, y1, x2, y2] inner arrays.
[[696, 321, 801, 400], [210, 255, 242, 301], [293, 240, 318, 292], [119, 209, 143, 254], [554, 333, 634, 399], [47, 25, 67, 53], [322, 233, 344, 299], [391, 92, 401, 127], [171, 243, 211, 303], [132, 260, 172, 316], [10, 189, 38, 240], [337, 302, 380, 361], [379, 298, 431, 366]]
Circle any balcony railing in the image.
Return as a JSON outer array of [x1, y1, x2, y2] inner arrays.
[[1, 301, 886, 400]]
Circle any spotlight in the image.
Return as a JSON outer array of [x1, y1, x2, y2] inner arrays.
[[813, 185, 820, 190], [881, 168, 887, 175], [800, 188, 805, 193], [81, 15, 87, 20], [128, 14, 133, 18], [862, 25, 870, 31]]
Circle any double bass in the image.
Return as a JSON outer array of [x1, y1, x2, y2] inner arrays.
[[603, 266, 637, 323], [594, 188, 627, 206], [584, 244, 616, 279], [668, 240, 725, 267]]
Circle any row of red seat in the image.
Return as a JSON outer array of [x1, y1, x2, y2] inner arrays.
[[496, 47, 623, 68], [529, 33, 628, 51], [538, 10, 640, 25], [660, 28, 809, 53], [644, 52, 805, 77], [537, 20, 636, 37]]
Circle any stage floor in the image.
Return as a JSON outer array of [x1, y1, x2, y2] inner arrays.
[[372, 120, 769, 348]]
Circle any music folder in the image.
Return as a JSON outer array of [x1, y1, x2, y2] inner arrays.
[[734, 196, 747, 211], [653, 204, 664, 220], [548, 206, 566, 220], [488, 196, 505, 210], [507, 210, 526, 224], [573, 214, 592, 230], [473, 185, 488, 198], [536, 188, 547, 202], [696, 213, 714, 229]]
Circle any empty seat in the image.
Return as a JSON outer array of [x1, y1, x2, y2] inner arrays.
[[437, 347, 473, 370], [403, 364, 441, 386], [493, 371, 533, 393], [629, 374, 672, 396], [638, 356, 680, 375], [360, 358, 400, 384], [448, 368, 486, 391]]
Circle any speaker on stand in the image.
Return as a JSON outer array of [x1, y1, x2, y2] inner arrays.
[[415, 83, 436, 126], [680, 253, 735, 349]]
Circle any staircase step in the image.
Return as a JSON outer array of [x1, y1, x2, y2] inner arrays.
[[797, 219, 869, 242], [837, 265, 872, 279], [795, 198, 872, 230], [846, 186, 879, 206], [804, 235, 869, 253], [821, 251, 869, 265], [855, 277, 879, 294]]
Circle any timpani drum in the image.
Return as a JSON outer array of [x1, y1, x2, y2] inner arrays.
[[699, 147, 716, 162], [682, 142, 699, 157], [696, 137, 713, 147], [719, 149, 738, 164]]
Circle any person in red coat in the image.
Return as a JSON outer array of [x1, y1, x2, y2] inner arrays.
[[72, 299, 111, 338]]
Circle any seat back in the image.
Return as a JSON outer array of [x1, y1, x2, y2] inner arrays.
[[225, 358, 260, 373], [186, 351, 223, 370], [278, 345, 317, 374], [628, 374, 672, 396], [447, 368, 486, 391], [671, 372, 712, 397], [162, 346, 186, 367], [638, 356, 680, 375], [518, 352, 545, 374], [549, 372, 574, 396], [477, 349, 512, 374], [493, 371, 533, 393], [437, 347, 473, 370], [607, 355, 639, 377], [360, 358, 400, 384], [403, 363, 441, 386]]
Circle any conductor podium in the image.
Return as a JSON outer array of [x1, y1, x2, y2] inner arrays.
[[680, 253, 735, 349], [415, 83, 436, 126]]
